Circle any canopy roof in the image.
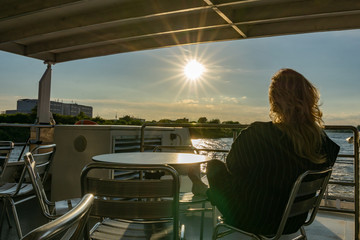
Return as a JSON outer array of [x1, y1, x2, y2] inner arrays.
[[1, 0, 360, 63]]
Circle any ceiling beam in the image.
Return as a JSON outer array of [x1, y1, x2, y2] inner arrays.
[[0, 0, 208, 44], [1, 0, 360, 63], [23, 10, 225, 55], [0, 0, 84, 19], [23, 2, 360, 55], [49, 26, 239, 62], [222, 0, 360, 23], [204, 0, 247, 38], [242, 12, 360, 37]]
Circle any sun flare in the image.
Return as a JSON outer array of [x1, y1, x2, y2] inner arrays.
[[184, 60, 205, 80]]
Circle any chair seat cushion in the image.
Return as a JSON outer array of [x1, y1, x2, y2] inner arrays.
[[90, 218, 174, 240], [0, 182, 33, 196]]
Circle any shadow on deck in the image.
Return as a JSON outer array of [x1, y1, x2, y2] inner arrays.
[[0, 198, 355, 240]]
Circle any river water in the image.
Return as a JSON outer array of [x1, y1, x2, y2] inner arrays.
[[192, 130, 357, 199]]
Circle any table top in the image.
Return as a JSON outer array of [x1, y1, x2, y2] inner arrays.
[[92, 152, 210, 165]]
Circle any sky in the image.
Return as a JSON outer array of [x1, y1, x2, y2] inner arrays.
[[1, 29, 360, 125]]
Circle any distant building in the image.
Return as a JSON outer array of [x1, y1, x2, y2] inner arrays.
[[6, 99, 93, 117]]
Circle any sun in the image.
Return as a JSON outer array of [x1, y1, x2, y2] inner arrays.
[[184, 59, 205, 80]]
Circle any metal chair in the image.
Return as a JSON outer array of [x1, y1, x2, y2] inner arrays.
[[0, 144, 56, 238], [212, 167, 333, 240], [81, 162, 184, 240], [29, 144, 56, 184], [0, 141, 14, 228], [0, 141, 14, 177], [23, 152, 81, 220], [21, 193, 94, 240]]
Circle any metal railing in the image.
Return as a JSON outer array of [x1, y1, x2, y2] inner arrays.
[[141, 123, 360, 240], [324, 125, 359, 240], [0, 123, 54, 142], [0, 123, 54, 128], [140, 122, 247, 152], [0, 123, 55, 161]]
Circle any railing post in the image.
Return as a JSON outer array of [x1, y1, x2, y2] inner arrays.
[[232, 129, 238, 141], [325, 125, 359, 240], [354, 128, 359, 240], [140, 123, 147, 152]]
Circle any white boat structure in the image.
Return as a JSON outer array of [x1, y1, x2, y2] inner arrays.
[[347, 134, 360, 144], [1, 1, 360, 239], [347, 136, 355, 144]]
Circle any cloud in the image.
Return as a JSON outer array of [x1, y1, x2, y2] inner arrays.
[[177, 99, 199, 104], [201, 97, 214, 103], [219, 96, 247, 104], [69, 95, 266, 123], [0, 95, 30, 111], [323, 112, 360, 126], [79, 97, 270, 124]]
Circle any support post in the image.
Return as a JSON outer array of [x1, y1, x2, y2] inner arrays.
[[37, 63, 52, 124]]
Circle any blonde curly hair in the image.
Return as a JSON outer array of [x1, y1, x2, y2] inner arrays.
[[269, 68, 325, 164]]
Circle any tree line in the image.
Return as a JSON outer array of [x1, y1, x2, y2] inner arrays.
[[0, 112, 242, 126], [2, 112, 357, 142], [0, 112, 244, 142]]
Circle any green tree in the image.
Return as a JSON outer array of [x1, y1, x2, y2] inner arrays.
[[209, 119, 220, 124], [92, 116, 105, 124], [197, 117, 207, 123], [120, 115, 132, 123], [222, 120, 240, 124], [77, 111, 88, 120], [159, 119, 172, 123], [175, 118, 189, 123]]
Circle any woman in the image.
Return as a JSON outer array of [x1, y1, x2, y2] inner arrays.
[[190, 68, 339, 235]]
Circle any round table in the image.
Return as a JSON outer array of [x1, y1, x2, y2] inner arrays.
[[92, 152, 211, 175]]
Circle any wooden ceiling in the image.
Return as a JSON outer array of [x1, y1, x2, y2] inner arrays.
[[1, 0, 360, 63]]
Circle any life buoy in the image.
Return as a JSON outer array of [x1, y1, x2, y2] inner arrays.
[[74, 120, 98, 125]]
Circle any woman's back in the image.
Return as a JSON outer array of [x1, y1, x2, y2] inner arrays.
[[224, 121, 339, 234]]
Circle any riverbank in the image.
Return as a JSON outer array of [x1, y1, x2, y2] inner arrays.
[[189, 127, 243, 138]]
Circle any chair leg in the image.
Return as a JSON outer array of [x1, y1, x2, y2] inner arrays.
[[212, 224, 221, 240], [300, 226, 307, 240], [0, 199, 12, 231], [212, 224, 234, 240], [8, 198, 22, 238], [0, 199, 6, 233], [5, 207, 11, 227], [199, 201, 205, 240]]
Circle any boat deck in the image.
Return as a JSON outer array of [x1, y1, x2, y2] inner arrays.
[[0, 197, 355, 240], [182, 204, 355, 240]]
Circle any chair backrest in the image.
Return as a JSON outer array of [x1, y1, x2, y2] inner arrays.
[[0, 141, 14, 177], [21, 193, 94, 240], [24, 152, 53, 218], [30, 144, 56, 183], [270, 167, 333, 238], [81, 162, 180, 238]]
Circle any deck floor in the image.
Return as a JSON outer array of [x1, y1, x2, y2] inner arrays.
[[0, 197, 355, 240], [181, 204, 355, 240]]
